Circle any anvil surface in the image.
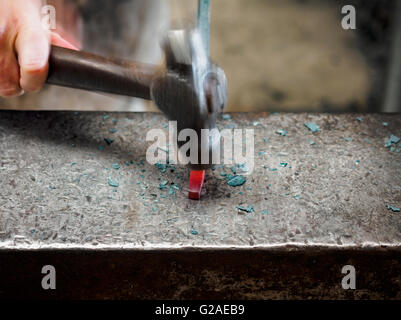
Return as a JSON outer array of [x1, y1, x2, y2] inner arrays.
[[0, 112, 400, 299], [1, 112, 400, 249]]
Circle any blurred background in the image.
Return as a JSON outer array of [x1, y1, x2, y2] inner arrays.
[[0, 0, 400, 112]]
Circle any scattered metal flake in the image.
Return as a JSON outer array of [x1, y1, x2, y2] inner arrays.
[[159, 180, 168, 190], [304, 122, 320, 133], [385, 135, 400, 148], [104, 138, 114, 145], [386, 205, 400, 212], [155, 163, 168, 173], [307, 139, 315, 145], [237, 205, 254, 213], [107, 178, 119, 188], [226, 175, 246, 187], [276, 129, 287, 136]]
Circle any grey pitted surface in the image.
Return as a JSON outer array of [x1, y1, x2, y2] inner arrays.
[[0, 112, 400, 249]]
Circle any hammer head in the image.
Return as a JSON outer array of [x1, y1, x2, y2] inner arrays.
[[151, 30, 227, 170]]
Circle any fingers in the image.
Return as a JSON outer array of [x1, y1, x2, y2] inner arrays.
[[0, 0, 79, 98], [0, 54, 23, 97], [0, 0, 48, 98], [0, 25, 22, 97], [14, 23, 50, 93]]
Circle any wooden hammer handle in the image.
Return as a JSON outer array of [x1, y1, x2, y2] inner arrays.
[[46, 46, 158, 100]]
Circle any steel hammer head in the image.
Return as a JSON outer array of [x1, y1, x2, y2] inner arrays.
[[151, 30, 227, 170]]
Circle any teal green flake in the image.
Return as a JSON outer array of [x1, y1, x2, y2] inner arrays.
[[226, 175, 246, 187], [276, 129, 287, 136], [237, 205, 254, 213], [112, 163, 120, 170], [104, 138, 114, 145], [385, 135, 400, 148], [304, 122, 320, 133], [155, 163, 167, 173], [386, 205, 400, 212], [159, 180, 168, 190], [107, 178, 119, 188], [307, 139, 315, 145]]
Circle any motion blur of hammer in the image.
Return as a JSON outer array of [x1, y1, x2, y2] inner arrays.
[[46, 0, 228, 200]]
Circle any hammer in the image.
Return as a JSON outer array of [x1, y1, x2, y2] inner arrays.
[[46, 0, 226, 200], [45, 29, 227, 199]]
